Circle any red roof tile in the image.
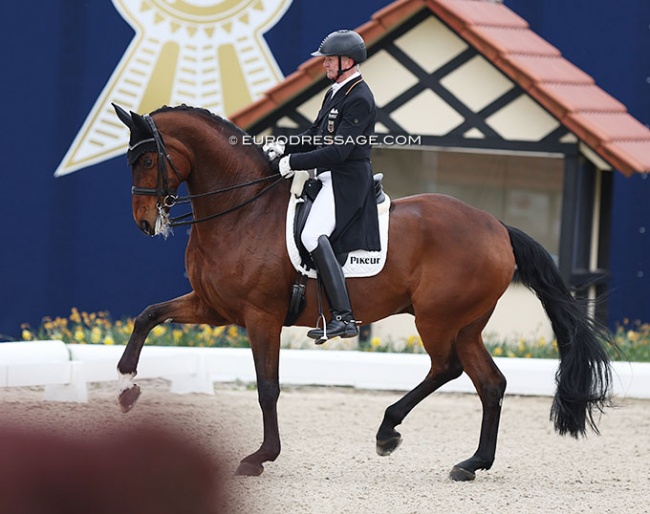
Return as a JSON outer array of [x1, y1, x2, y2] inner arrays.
[[230, 0, 650, 175], [497, 55, 594, 90], [532, 84, 626, 120]]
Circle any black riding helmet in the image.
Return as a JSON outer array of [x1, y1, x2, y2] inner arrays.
[[311, 30, 367, 77]]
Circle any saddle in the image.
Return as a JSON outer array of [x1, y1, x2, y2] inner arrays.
[[285, 174, 388, 325], [292, 174, 387, 270]]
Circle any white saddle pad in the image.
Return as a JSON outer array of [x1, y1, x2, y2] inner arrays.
[[286, 194, 390, 279]]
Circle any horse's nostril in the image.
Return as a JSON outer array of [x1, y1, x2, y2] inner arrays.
[[139, 219, 153, 236]]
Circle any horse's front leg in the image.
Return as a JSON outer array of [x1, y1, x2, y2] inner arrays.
[[235, 321, 282, 476], [117, 292, 227, 413]]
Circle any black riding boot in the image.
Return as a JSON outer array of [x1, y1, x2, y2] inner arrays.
[[307, 235, 359, 343]]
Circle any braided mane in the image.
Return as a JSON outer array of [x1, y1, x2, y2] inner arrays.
[[151, 104, 246, 135], [151, 104, 267, 161]]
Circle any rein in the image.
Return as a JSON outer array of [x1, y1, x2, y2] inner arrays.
[[169, 174, 283, 227], [133, 114, 283, 227]]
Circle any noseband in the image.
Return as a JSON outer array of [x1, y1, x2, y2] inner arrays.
[[130, 115, 283, 227]]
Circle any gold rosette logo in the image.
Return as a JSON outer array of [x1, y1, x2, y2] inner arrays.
[[55, 0, 291, 177]]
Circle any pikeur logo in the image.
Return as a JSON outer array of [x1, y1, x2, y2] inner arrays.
[[349, 256, 381, 265]]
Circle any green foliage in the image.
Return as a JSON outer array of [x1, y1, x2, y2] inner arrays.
[[19, 310, 650, 362], [611, 319, 650, 362], [20, 309, 249, 348]]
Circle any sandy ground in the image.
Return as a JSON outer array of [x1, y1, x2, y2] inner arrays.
[[1, 379, 648, 514]]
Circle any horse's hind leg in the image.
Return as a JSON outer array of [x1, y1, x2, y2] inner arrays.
[[376, 327, 463, 456], [117, 292, 226, 413], [449, 316, 506, 481]]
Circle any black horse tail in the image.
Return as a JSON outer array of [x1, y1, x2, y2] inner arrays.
[[505, 224, 613, 438]]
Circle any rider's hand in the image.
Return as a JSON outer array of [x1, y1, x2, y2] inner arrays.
[[262, 141, 285, 161], [271, 155, 295, 178]]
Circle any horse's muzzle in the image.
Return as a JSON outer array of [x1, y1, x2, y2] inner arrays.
[[139, 219, 155, 237]]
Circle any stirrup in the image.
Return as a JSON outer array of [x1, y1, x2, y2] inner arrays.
[[307, 315, 358, 344], [310, 311, 329, 345]]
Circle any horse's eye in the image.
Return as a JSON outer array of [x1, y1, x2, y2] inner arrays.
[[141, 156, 154, 169]]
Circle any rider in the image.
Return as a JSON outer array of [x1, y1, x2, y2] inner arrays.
[[268, 29, 380, 343]]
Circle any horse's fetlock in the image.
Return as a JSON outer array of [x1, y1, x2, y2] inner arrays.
[[117, 371, 137, 392]]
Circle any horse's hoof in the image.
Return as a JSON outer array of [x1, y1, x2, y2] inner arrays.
[[376, 435, 402, 456], [235, 461, 264, 477], [449, 465, 476, 481], [118, 384, 141, 413]]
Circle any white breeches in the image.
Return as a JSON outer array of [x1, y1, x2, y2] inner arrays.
[[301, 171, 336, 253]]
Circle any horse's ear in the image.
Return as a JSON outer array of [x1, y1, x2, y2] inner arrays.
[[127, 111, 155, 149], [112, 103, 133, 130], [130, 111, 151, 135]]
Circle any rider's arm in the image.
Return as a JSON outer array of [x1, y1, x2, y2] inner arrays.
[[288, 96, 372, 171]]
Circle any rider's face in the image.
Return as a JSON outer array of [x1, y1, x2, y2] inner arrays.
[[323, 55, 353, 81]]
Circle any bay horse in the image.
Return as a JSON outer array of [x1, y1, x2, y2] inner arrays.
[[113, 103, 613, 481]]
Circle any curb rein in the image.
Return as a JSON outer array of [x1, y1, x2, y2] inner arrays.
[[129, 114, 283, 227]]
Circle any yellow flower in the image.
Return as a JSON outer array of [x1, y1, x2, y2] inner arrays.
[[227, 326, 239, 339], [21, 329, 33, 341], [173, 329, 183, 343], [70, 308, 81, 324], [371, 337, 381, 349], [405, 335, 421, 349], [74, 327, 85, 343], [121, 320, 134, 336], [90, 327, 102, 344], [493, 347, 503, 356], [152, 325, 167, 337], [104, 335, 115, 345]]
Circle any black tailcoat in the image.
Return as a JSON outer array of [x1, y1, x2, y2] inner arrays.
[[287, 77, 381, 254]]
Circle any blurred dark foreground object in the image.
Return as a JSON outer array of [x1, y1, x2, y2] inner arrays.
[[0, 423, 226, 514]]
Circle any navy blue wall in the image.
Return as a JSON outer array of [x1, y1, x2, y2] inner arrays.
[[0, 0, 387, 338], [1, 1, 647, 338]]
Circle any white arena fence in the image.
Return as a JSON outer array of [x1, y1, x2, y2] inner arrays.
[[0, 340, 648, 403]]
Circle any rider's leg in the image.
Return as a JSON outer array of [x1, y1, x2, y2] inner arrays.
[[301, 173, 357, 342], [301, 172, 335, 254], [306, 235, 358, 342]]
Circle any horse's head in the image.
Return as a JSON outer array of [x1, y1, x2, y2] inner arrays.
[[113, 103, 191, 237]]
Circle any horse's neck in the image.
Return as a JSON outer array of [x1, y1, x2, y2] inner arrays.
[[185, 139, 285, 231]]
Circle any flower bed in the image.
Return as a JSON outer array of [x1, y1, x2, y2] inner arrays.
[[18, 309, 650, 362]]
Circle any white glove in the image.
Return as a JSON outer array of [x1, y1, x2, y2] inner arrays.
[[278, 155, 295, 178], [262, 140, 285, 161]]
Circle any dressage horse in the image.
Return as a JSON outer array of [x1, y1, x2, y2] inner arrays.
[[113, 104, 612, 481]]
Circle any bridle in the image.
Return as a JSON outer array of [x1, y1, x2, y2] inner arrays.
[[128, 115, 183, 210], [128, 114, 283, 228]]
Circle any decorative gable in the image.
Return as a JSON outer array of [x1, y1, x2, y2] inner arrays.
[[231, 0, 650, 175]]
